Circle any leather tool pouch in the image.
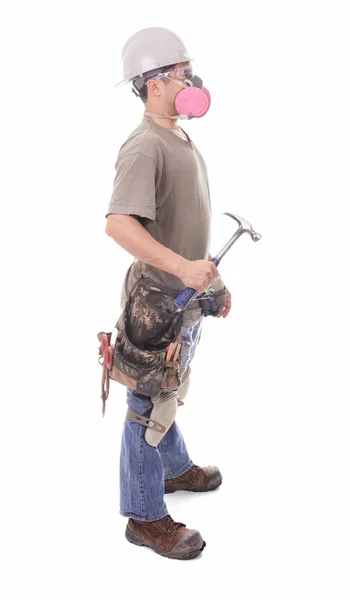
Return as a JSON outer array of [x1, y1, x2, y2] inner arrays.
[[98, 276, 183, 403]]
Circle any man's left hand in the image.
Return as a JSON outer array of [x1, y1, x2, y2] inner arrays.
[[217, 287, 232, 318]]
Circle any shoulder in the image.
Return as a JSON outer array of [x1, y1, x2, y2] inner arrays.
[[118, 119, 164, 167]]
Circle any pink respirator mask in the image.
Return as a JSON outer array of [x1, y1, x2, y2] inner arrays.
[[147, 69, 211, 120], [168, 74, 211, 119]]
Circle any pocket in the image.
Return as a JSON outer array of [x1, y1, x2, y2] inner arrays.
[[113, 328, 166, 397], [126, 278, 182, 351]]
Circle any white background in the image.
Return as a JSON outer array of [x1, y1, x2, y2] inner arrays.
[[1, 1, 349, 598]]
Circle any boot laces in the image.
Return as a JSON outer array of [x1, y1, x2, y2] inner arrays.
[[160, 514, 185, 534], [192, 464, 200, 472]]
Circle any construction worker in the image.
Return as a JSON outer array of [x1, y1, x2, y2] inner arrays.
[[105, 27, 231, 559]]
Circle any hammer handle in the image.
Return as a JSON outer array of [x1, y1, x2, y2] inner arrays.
[[174, 257, 220, 311]]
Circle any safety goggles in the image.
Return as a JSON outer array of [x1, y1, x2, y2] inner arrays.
[[152, 64, 195, 87]]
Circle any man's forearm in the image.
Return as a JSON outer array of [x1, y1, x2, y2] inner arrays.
[[106, 214, 186, 277]]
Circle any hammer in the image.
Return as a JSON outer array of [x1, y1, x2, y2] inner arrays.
[[174, 212, 262, 311]]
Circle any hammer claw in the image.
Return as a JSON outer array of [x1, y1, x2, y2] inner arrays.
[[215, 212, 262, 262]]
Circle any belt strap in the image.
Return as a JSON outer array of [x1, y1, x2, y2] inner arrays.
[[126, 408, 165, 433]]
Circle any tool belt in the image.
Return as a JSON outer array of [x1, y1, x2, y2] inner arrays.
[[98, 276, 184, 416]]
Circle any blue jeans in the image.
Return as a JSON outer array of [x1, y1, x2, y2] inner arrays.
[[119, 317, 203, 521]]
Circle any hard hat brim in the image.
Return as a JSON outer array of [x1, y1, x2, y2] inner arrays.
[[113, 77, 132, 88]]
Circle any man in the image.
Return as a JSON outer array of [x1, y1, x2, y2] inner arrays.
[[105, 27, 231, 560]]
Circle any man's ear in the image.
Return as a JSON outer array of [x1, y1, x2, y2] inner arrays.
[[147, 78, 161, 97]]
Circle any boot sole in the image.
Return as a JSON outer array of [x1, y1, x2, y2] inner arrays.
[[164, 476, 222, 494], [125, 528, 206, 560]]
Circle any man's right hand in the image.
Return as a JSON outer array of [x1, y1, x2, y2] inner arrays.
[[177, 259, 220, 292], [105, 216, 220, 290]]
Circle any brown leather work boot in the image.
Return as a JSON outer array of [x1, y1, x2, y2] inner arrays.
[[125, 514, 206, 560], [164, 464, 222, 494]]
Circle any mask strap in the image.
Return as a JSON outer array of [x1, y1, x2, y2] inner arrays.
[[143, 76, 192, 121], [144, 111, 188, 121]]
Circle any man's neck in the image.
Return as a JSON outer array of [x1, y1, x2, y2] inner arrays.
[[144, 107, 179, 130], [144, 111, 189, 142]]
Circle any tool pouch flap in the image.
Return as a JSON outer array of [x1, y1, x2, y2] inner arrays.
[[99, 276, 183, 398]]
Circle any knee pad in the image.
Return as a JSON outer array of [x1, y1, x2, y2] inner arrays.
[[144, 390, 178, 447], [144, 366, 192, 446], [125, 367, 192, 448]]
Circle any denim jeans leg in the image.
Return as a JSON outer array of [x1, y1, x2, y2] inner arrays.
[[119, 389, 169, 522], [119, 317, 204, 518], [158, 420, 193, 480], [179, 317, 204, 380]]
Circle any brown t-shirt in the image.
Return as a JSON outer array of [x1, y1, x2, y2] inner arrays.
[[106, 115, 212, 326]]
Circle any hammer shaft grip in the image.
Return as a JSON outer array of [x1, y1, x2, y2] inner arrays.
[[174, 257, 220, 311]]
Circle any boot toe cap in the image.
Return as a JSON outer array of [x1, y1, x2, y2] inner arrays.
[[207, 466, 223, 486], [172, 529, 205, 554]]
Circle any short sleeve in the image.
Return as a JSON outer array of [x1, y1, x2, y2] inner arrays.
[[106, 152, 157, 221]]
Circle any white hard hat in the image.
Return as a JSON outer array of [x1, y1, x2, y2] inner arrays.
[[114, 26, 192, 87]]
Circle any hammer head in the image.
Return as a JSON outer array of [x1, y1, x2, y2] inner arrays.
[[224, 212, 262, 242]]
